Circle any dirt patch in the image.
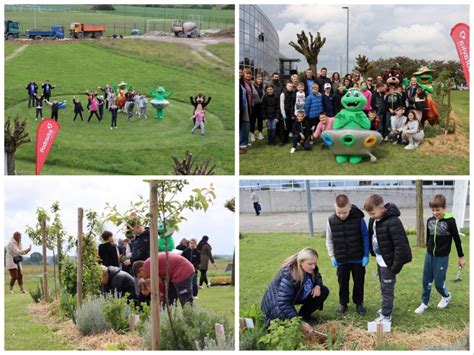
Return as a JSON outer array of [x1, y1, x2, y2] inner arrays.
[[305, 320, 468, 350], [5, 44, 29, 62], [28, 301, 145, 350], [209, 27, 235, 37], [418, 112, 469, 158]]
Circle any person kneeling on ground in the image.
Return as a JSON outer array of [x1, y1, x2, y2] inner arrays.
[[290, 110, 312, 153], [100, 264, 137, 302], [261, 247, 329, 333]]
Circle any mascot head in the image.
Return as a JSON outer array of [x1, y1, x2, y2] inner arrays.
[[383, 68, 404, 86], [341, 88, 367, 112]]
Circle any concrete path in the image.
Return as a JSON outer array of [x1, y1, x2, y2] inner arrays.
[[240, 207, 470, 234]]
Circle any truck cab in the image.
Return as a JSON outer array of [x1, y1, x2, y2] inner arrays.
[[5, 20, 20, 40]]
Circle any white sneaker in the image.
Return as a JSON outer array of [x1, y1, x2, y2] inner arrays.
[[289, 133, 293, 138], [250, 133, 256, 142], [257, 132, 264, 140], [392, 140, 398, 145], [437, 293, 452, 309], [373, 314, 392, 323], [290, 147, 296, 154], [414, 303, 428, 314], [414, 142, 420, 148], [404, 143, 415, 150], [383, 136, 389, 141], [9, 290, 14, 294]]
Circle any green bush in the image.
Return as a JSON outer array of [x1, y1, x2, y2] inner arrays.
[[258, 317, 308, 350], [29, 279, 44, 303], [199, 335, 234, 350], [75, 297, 112, 335], [142, 305, 233, 350], [239, 326, 268, 350], [59, 291, 77, 323], [103, 293, 131, 333]]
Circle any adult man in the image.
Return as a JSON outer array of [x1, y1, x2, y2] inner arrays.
[[302, 69, 316, 96], [250, 189, 260, 216], [270, 72, 284, 97], [316, 67, 332, 94], [26, 81, 38, 108], [100, 264, 137, 302], [41, 80, 55, 101], [405, 76, 418, 110]]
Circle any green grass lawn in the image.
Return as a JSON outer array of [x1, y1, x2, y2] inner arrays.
[[4, 42, 24, 58], [5, 262, 234, 350], [5, 5, 234, 36], [240, 233, 469, 334], [240, 91, 469, 175], [5, 39, 234, 175]]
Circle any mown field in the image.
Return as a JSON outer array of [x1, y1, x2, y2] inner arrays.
[[5, 38, 234, 175]]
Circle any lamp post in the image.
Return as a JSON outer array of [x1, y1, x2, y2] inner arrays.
[[342, 6, 349, 75]]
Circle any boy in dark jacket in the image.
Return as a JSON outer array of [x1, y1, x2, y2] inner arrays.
[[414, 194, 465, 314], [181, 238, 201, 297], [322, 83, 335, 117], [72, 96, 84, 122], [100, 265, 137, 302], [279, 81, 296, 146], [326, 194, 369, 315], [261, 84, 281, 145], [34, 94, 44, 121], [290, 110, 312, 153], [364, 194, 412, 324]]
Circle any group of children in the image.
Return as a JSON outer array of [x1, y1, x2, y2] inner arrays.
[[325, 193, 465, 324], [243, 68, 428, 154]]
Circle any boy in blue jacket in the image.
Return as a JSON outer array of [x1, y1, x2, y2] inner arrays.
[[326, 194, 369, 315], [414, 194, 465, 314], [304, 83, 323, 130]]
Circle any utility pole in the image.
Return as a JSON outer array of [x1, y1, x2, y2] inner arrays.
[[342, 7, 349, 75], [305, 180, 314, 236]]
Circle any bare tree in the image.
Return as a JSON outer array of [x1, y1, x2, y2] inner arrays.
[[289, 31, 326, 75], [4, 115, 30, 175]]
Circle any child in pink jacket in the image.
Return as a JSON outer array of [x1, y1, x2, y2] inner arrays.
[[312, 112, 335, 143]]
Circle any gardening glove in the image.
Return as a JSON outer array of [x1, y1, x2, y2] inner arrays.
[[331, 257, 338, 268], [362, 256, 369, 267]]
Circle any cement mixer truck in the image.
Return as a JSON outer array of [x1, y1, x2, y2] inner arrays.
[[171, 20, 200, 38]]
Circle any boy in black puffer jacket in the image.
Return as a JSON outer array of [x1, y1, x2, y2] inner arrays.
[[364, 194, 412, 324], [414, 194, 465, 314], [326, 194, 369, 316]]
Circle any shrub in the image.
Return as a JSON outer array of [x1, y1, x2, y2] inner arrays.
[[240, 304, 264, 327], [239, 326, 268, 350], [29, 279, 44, 303], [199, 335, 234, 350], [142, 305, 233, 350], [103, 292, 131, 333], [258, 317, 308, 350], [75, 297, 111, 335], [59, 290, 77, 323]]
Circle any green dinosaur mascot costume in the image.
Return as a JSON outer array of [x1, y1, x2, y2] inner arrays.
[[157, 220, 176, 251], [413, 65, 439, 125], [322, 88, 382, 164]]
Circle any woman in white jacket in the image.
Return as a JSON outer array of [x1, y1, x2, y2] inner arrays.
[[6, 232, 31, 294]]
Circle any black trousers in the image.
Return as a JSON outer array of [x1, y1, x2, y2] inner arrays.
[[199, 269, 208, 286], [28, 94, 35, 108], [88, 110, 101, 122], [250, 103, 263, 133], [73, 112, 83, 121], [36, 108, 43, 119], [337, 263, 365, 306], [298, 285, 330, 320], [52, 111, 58, 121]]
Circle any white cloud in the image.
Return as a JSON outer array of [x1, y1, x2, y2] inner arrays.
[[377, 23, 446, 45], [278, 5, 348, 24]]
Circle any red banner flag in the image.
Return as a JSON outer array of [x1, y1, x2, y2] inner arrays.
[[450, 23, 470, 87], [35, 119, 60, 175]]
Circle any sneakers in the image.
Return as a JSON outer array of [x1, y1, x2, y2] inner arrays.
[[414, 142, 420, 148], [414, 303, 429, 314], [373, 314, 392, 323], [356, 304, 367, 315], [257, 132, 264, 140], [392, 140, 398, 145], [404, 143, 415, 150], [21, 290, 28, 294], [250, 133, 256, 142], [290, 147, 296, 154], [383, 136, 389, 142], [9, 290, 14, 294], [336, 304, 348, 315], [437, 293, 452, 309]]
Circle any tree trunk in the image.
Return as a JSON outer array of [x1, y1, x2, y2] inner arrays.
[[52, 249, 58, 299], [416, 180, 425, 247], [149, 181, 160, 351], [231, 249, 235, 286], [57, 234, 62, 285], [77, 208, 84, 308], [6, 151, 16, 175], [41, 220, 48, 303]]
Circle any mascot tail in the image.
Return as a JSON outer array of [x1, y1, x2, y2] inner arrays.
[[423, 98, 439, 125]]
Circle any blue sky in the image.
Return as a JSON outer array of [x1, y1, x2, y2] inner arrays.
[[258, 5, 469, 75], [4, 177, 235, 256]]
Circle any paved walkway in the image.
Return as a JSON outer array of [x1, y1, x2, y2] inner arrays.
[[240, 207, 470, 234]]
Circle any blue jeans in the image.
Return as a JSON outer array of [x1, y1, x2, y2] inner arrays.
[[421, 252, 450, 305], [240, 121, 250, 148]]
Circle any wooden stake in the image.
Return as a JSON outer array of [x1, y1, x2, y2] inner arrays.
[[416, 180, 425, 247], [376, 323, 384, 343], [41, 219, 48, 303], [76, 208, 83, 308], [215, 323, 225, 348], [149, 181, 160, 350]]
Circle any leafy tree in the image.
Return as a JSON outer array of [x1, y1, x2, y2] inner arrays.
[[30, 252, 43, 264], [4, 115, 30, 175], [289, 31, 326, 74], [354, 54, 373, 79]]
